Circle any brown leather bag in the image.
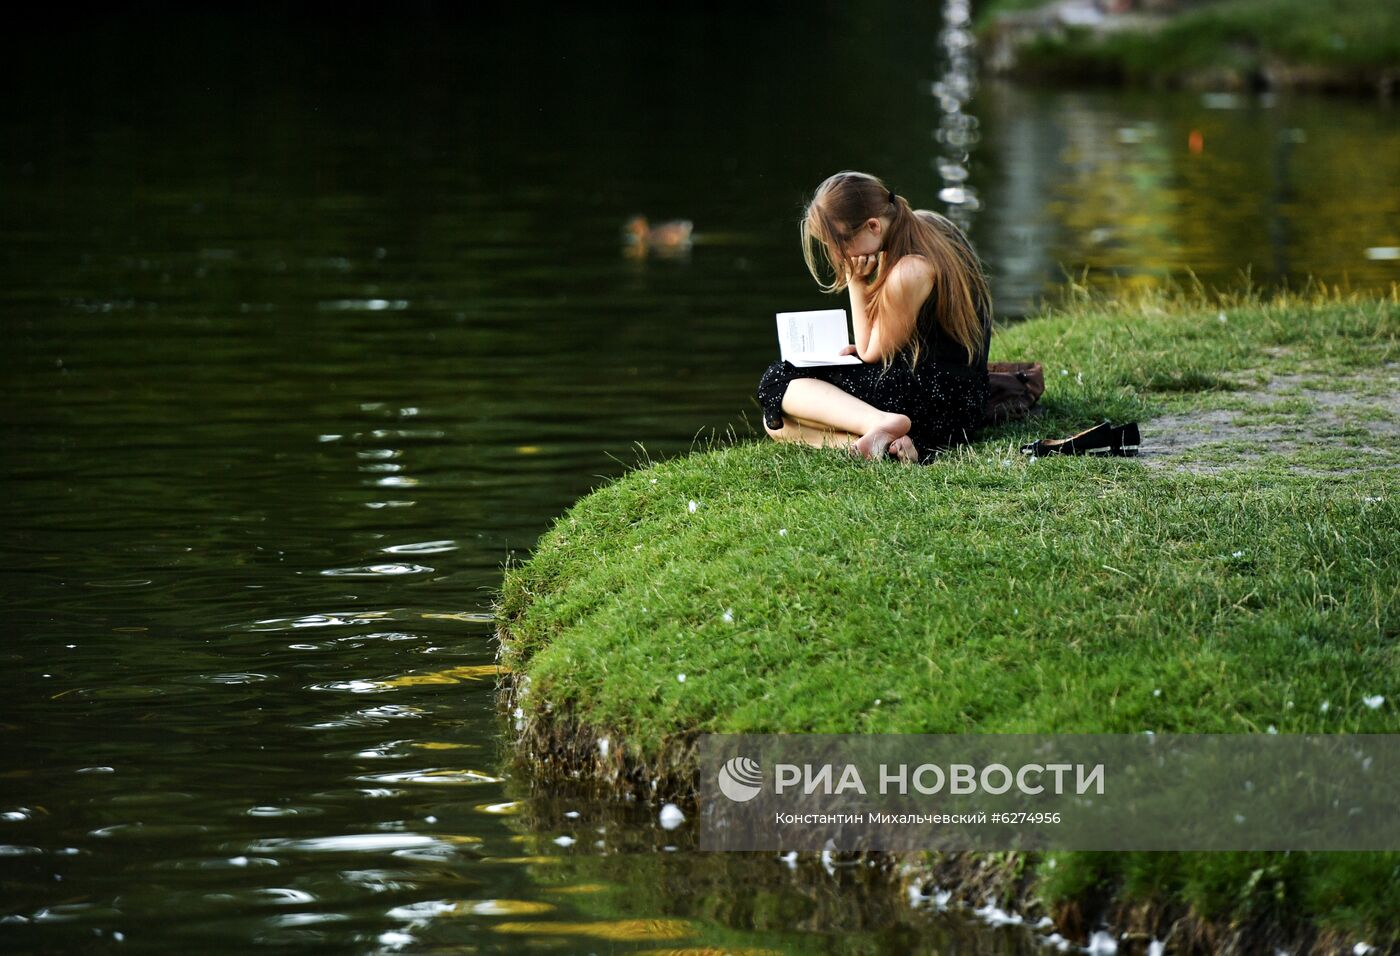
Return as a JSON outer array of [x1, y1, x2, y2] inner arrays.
[[982, 361, 1045, 426]]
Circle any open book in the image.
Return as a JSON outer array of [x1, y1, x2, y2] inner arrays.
[[776, 309, 864, 367]]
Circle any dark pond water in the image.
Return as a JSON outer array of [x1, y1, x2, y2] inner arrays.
[[3, 4, 1397, 953]]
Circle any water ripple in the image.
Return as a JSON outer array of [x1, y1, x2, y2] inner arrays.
[[247, 833, 469, 855], [355, 768, 503, 786], [308, 679, 389, 694], [245, 806, 323, 818], [203, 672, 273, 685], [257, 888, 317, 905], [317, 564, 433, 577], [317, 299, 409, 311], [387, 898, 555, 919], [245, 611, 395, 632], [304, 704, 425, 729], [382, 540, 457, 555]]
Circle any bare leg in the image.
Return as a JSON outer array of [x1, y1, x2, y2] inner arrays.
[[764, 414, 861, 449], [781, 378, 911, 459]]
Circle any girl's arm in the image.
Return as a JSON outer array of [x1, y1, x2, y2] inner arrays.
[[847, 262, 874, 357], [847, 255, 933, 363]]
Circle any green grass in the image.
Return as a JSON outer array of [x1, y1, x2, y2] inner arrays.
[[495, 280, 1400, 947], [979, 0, 1400, 89]]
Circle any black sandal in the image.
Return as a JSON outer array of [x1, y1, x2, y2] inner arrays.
[[1021, 420, 1139, 457]]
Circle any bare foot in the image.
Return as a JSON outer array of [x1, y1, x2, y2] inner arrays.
[[852, 413, 911, 460], [889, 435, 919, 464]]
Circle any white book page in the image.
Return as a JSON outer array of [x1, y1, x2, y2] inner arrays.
[[789, 351, 863, 367], [775, 309, 861, 366]]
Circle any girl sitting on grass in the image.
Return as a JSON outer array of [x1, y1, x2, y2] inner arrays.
[[757, 170, 993, 464]]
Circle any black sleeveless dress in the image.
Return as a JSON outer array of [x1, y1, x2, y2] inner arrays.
[[756, 282, 991, 464]]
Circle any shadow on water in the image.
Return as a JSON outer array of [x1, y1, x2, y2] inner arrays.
[[1, 2, 1397, 952]]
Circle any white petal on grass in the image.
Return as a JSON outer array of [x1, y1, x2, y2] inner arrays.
[[1363, 695, 1385, 710], [1087, 929, 1118, 954], [722, 609, 734, 623], [597, 737, 610, 759], [659, 803, 685, 829], [688, 500, 698, 513], [676, 673, 686, 683], [553, 835, 575, 847], [778, 528, 788, 536], [1320, 700, 1331, 713], [974, 902, 1023, 926]]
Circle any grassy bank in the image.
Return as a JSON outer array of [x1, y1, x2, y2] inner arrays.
[[978, 0, 1400, 95], [494, 282, 1399, 952]]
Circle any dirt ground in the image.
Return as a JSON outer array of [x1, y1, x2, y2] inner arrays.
[[1137, 355, 1400, 476]]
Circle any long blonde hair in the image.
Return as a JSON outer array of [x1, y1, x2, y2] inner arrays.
[[800, 170, 991, 370]]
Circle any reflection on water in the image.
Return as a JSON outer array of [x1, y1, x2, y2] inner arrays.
[[979, 82, 1400, 312], [933, 0, 985, 232], [2, 3, 1397, 953]]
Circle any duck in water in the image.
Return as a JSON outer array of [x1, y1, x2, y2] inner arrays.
[[623, 216, 694, 258]]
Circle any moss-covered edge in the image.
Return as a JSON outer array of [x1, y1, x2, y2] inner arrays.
[[494, 661, 1399, 955]]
